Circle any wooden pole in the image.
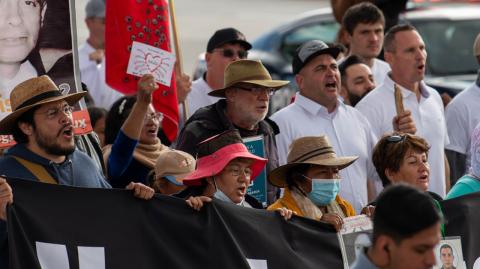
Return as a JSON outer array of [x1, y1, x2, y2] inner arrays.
[[168, 0, 189, 122]]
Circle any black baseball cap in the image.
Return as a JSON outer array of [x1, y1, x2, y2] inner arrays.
[[292, 40, 340, 74], [206, 28, 252, 53]]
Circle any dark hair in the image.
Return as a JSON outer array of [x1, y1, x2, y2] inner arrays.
[[87, 107, 108, 127], [440, 244, 453, 255], [12, 107, 39, 144], [286, 164, 310, 188], [372, 132, 430, 187], [384, 24, 417, 53], [104, 95, 136, 145], [372, 184, 441, 244], [339, 54, 367, 85], [342, 2, 385, 35]]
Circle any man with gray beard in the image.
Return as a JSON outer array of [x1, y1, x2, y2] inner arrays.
[[176, 60, 289, 204]]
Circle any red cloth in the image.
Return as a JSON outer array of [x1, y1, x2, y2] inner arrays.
[[105, 0, 178, 142]]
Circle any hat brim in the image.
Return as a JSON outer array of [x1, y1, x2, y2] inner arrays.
[[182, 143, 267, 186], [268, 156, 358, 188], [163, 175, 184, 186], [208, 80, 290, 98], [0, 92, 86, 135]]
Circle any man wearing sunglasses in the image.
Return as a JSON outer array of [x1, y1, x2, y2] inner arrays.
[[181, 28, 252, 119], [177, 59, 289, 205]]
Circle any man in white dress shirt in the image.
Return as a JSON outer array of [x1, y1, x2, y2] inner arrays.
[[356, 24, 450, 197], [342, 2, 390, 85], [445, 33, 480, 183], [271, 40, 378, 212], [78, 0, 123, 110]]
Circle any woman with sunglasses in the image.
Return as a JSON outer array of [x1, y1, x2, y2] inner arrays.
[[267, 136, 358, 231], [447, 123, 480, 199], [370, 132, 445, 235], [103, 74, 169, 188]]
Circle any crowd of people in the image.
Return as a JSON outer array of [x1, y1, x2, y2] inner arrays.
[[0, 0, 479, 268]]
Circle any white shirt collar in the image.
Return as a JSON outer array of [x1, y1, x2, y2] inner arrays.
[[295, 92, 343, 117]]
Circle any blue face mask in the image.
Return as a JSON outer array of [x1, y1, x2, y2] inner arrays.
[[307, 179, 340, 206]]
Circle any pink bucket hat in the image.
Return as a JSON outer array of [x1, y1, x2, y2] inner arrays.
[[182, 130, 267, 186]]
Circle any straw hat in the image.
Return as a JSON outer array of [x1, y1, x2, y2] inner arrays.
[[182, 130, 267, 186], [208, 59, 289, 97], [0, 75, 86, 135], [154, 149, 196, 186], [268, 136, 358, 188]]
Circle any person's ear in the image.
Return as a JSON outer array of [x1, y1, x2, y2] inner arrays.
[[18, 122, 34, 137], [384, 51, 394, 66], [295, 74, 304, 91], [384, 168, 397, 184], [224, 88, 236, 102], [373, 235, 393, 267]]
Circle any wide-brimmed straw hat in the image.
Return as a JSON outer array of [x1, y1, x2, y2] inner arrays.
[[208, 59, 289, 97], [268, 136, 358, 188], [182, 130, 267, 186], [0, 75, 86, 135], [154, 149, 196, 186]]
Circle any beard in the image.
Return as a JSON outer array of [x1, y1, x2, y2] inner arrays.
[[348, 90, 370, 107], [34, 127, 75, 157]]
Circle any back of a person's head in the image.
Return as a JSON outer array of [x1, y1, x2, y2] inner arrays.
[[87, 107, 108, 127], [373, 184, 441, 244], [342, 2, 385, 35], [104, 96, 136, 145]]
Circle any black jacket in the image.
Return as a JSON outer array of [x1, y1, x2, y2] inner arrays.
[[176, 99, 280, 204]]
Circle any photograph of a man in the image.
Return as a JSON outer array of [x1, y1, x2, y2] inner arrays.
[[0, 0, 45, 93], [440, 244, 456, 269]]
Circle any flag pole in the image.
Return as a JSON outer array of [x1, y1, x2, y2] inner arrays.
[[168, 0, 189, 122]]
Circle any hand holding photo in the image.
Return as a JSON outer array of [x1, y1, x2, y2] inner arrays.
[[127, 41, 176, 87]]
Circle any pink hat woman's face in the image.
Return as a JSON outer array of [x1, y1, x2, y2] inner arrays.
[[214, 158, 253, 203]]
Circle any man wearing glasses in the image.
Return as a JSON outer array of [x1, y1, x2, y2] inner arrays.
[[271, 40, 379, 213], [177, 59, 289, 204], [0, 75, 155, 267], [182, 28, 252, 119]]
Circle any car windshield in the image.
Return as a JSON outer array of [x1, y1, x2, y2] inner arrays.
[[412, 19, 480, 76], [281, 22, 339, 62]]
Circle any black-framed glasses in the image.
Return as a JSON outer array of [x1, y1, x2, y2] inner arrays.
[[213, 48, 248, 59], [386, 135, 406, 143], [236, 86, 276, 96]]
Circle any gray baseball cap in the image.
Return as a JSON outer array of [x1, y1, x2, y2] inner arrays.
[[85, 0, 105, 19], [292, 40, 340, 74]]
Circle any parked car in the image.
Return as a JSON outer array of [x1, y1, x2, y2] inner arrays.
[[192, 2, 480, 112]]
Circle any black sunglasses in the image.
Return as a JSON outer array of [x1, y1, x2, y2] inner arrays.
[[386, 135, 406, 143], [214, 48, 248, 59]]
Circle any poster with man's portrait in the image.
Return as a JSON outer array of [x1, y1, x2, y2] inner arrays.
[[339, 215, 373, 269], [434, 237, 466, 269], [0, 0, 90, 146]]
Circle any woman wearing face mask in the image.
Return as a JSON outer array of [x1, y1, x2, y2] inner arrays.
[[103, 74, 168, 188], [174, 130, 268, 209], [267, 136, 358, 231]]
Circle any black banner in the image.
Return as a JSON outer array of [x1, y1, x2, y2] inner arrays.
[[7, 179, 342, 269], [441, 192, 480, 269]]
